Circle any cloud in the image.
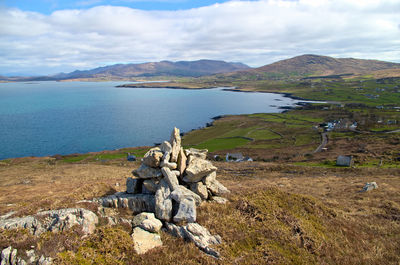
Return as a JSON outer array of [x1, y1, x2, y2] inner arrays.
[[1, 0, 400, 75]]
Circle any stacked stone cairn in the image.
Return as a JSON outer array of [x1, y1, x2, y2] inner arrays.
[[98, 127, 229, 257]]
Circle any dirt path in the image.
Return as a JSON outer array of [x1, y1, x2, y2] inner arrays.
[[313, 132, 328, 153]]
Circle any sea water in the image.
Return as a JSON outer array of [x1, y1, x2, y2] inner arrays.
[[0, 81, 303, 159]]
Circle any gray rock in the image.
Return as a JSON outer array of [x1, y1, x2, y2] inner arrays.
[[0, 216, 40, 235], [37, 255, 52, 265], [206, 179, 230, 196], [132, 212, 163, 233], [161, 167, 179, 191], [126, 177, 142, 194], [155, 179, 172, 222], [173, 197, 196, 223], [203, 171, 216, 186], [361, 182, 378, 192], [131, 227, 163, 255], [190, 182, 208, 201], [10, 248, 17, 265], [98, 193, 155, 213], [211, 196, 228, 204], [184, 158, 217, 183], [142, 147, 164, 168], [160, 160, 177, 170], [164, 222, 221, 258], [184, 148, 208, 160], [177, 148, 187, 176], [133, 164, 162, 179], [142, 179, 159, 194], [172, 170, 180, 177], [170, 127, 181, 163], [160, 141, 172, 154], [170, 185, 202, 206], [1, 246, 12, 265], [25, 250, 36, 264]]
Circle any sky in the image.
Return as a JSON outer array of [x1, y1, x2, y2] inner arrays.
[[0, 0, 399, 76]]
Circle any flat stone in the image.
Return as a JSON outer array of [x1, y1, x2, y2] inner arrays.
[[177, 148, 187, 176], [142, 147, 164, 168], [126, 177, 142, 194], [173, 197, 196, 223], [190, 182, 208, 201], [211, 196, 228, 204], [184, 148, 208, 160], [160, 141, 172, 154], [170, 185, 202, 206], [206, 179, 230, 196], [155, 179, 172, 222], [184, 158, 217, 183], [133, 164, 162, 179], [132, 212, 163, 233], [131, 227, 163, 255], [170, 127, 181, 163], [161, 167, 179, 191]]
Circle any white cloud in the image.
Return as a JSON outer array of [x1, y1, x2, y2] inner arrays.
[[1, 0, 400, 75]]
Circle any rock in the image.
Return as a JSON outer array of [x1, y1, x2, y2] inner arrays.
[[170, 127, 181, 163], [177, 148, 187, 176], [37, 255, 52, 265], [164, 222, 221, 258], [155, 179, 172, 222], [161, 167, 179, 191], [173, 197, 196, 223], [0, 208, 98, 235], [132, 212, 163, 233], [211, 197, 228, 204], [98, 193, 155, 213], [142, 179, 159, 194], [185, 223, 221, 258], [1, 246, 12, 265], [126, 177, 142, 194], [172, 170, 180, 177], [190, 182, 208, 201], [203, 171, 216, 186], [131, 227, 163, 255], [361, 182, 378, 192], [25, 250, 36, 264], [160, 161, 177, 170], [184, 158, 217, 183], [206, 179, 230, 196], [133, 164, 162, 179], [170, 185, 202, 206], [184, 148, 208, 160], [142, 147, 163, 168], [160, 141, 172, 154]]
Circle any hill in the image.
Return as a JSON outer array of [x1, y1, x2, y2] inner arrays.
[[219, 54, 400, 80]]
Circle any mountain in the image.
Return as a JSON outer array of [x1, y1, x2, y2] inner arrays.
[[51, 60, 250, 80], [223, 54, 400, 80]]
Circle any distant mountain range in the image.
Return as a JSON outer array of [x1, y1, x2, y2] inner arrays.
[[0, 60, 250, 81], [2, 55, 400, 82]]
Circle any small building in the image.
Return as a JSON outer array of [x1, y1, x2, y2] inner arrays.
[[336, 155, 353, 167], [226, 153, 252, 162], [127, 153, 136, 161]]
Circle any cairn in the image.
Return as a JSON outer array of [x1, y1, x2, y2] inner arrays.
[[98, 127, 229, 257]]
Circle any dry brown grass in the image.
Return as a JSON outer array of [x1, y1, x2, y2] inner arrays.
[[0, 159, 399, 264]]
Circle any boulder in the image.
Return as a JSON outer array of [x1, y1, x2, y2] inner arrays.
[[170, 127, 181, 162], [172, 170, 180, 177], [142, 147, 163, 168], [155, 179, 172, 222], [184, 148, 208, 160], [184, 158, 217, 183], [133, 164, 162, 179], [177, 148, 187, 176], [0, 208, 98, 235], [98, 193, 155, 213], [131, 227, 163, 255], [211, 197, 228, 204], [173, 197, 196, 223], [170, 185, 202, 206], [205, 179, 230, 196], [142, 179, 159, 194], [160, 141, 172, 154], [190, 182, 208, 201], [132, 212, 163, 233], [361, 182, 378, 192], [1, 246, 12, 265], [161, 167, 179, 191], [126, 177, 142, 194]]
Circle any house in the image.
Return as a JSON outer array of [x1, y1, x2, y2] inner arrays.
[[226, 153, 253, 162], [336, 155, 353, 167]]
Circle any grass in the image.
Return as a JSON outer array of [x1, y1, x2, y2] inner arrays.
[[191, 137, 251, 152]]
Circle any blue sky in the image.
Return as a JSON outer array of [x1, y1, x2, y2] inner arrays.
[[3, 0, 245, 13], [1, 0, 399, 76]]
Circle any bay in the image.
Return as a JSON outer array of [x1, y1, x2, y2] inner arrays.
[[0, 81, 304, 160]]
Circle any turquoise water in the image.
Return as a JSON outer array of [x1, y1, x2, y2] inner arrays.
[[0, 81, 302, 159]]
